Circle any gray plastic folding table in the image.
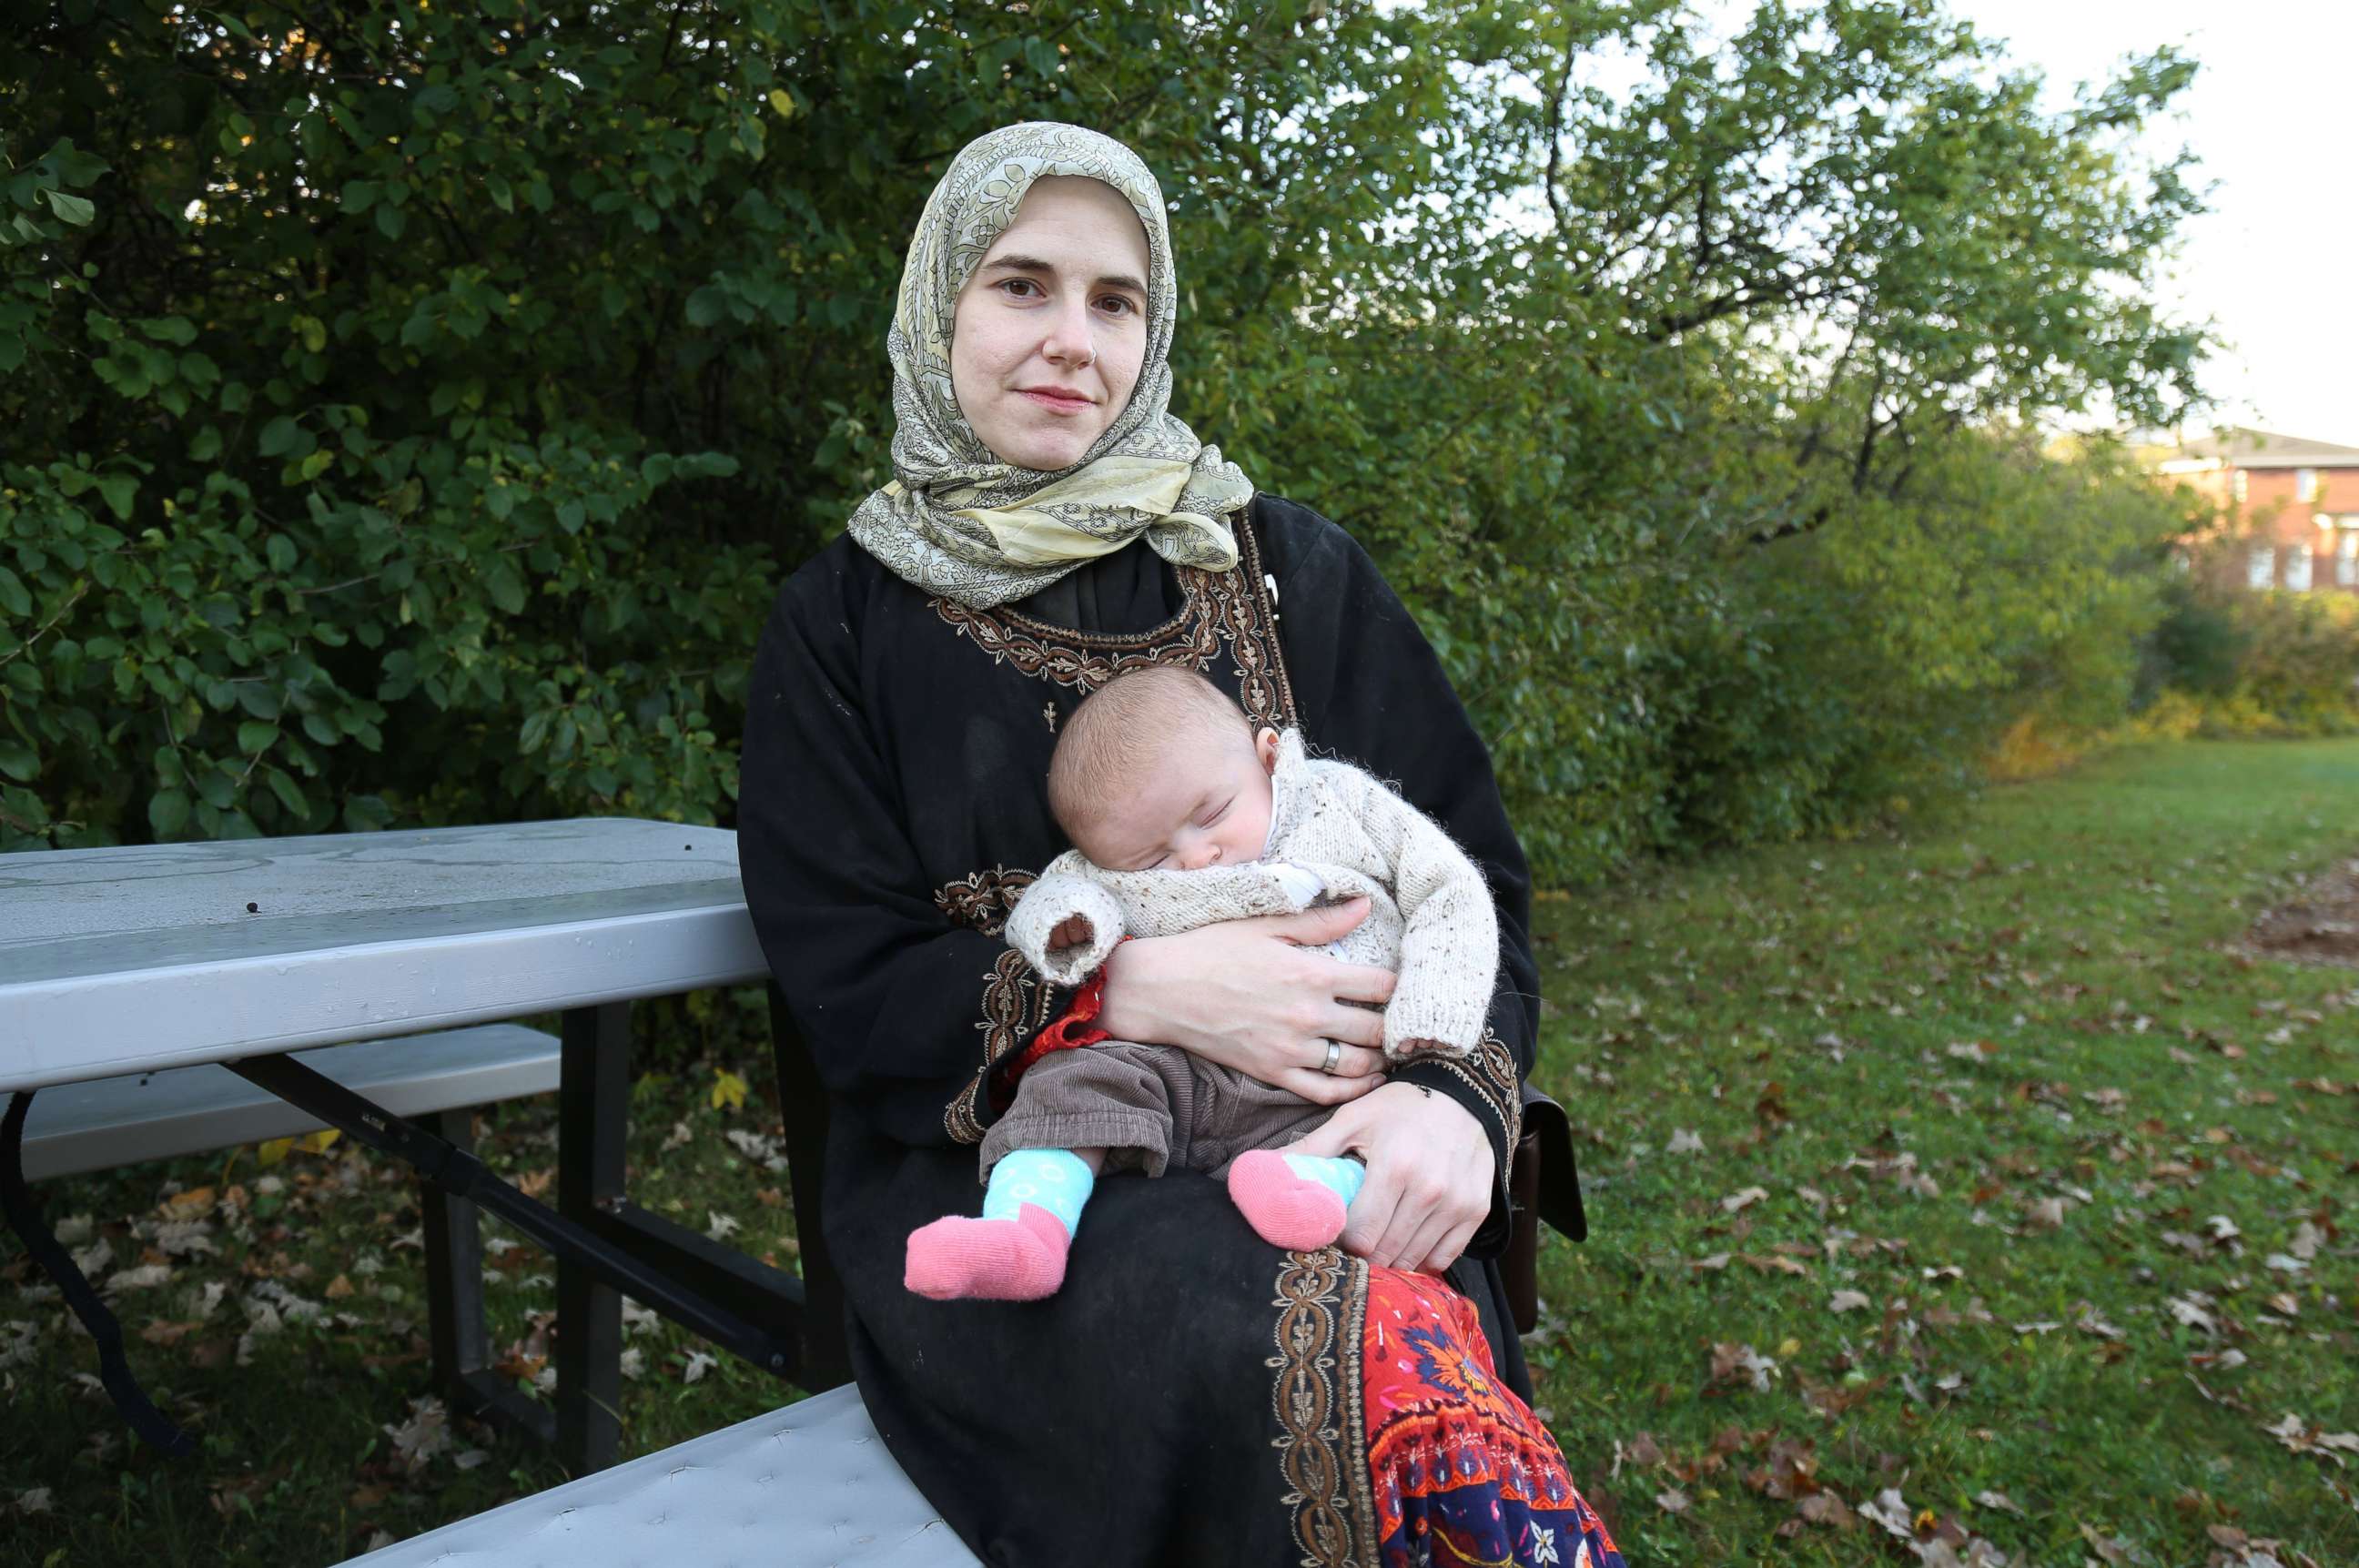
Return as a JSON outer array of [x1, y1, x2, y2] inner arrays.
[[0, 819, 841, 1471]]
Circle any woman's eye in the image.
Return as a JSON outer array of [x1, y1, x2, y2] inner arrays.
[[998, 278, 1042, 299], [1097, 295, 1138, 317]]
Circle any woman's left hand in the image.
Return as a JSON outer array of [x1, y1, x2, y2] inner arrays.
[[1286, 1081, 1493, 1274]]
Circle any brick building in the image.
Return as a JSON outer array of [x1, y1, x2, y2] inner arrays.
[[2157, 428, 2359, 592]]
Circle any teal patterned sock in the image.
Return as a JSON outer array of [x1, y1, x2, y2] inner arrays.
[[1280, 1152, 1366, 1209], [982, 1148, 1096, 1234]]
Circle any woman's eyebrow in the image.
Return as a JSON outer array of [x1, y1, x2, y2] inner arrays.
[[979, 253, 1147, 297]]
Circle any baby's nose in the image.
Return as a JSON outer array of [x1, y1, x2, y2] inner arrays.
[[1179, 842, 1222, 871]]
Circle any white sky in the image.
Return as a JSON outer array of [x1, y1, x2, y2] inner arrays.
[[1943, 0, 2359, 443]]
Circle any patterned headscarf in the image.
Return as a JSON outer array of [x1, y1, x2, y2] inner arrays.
[[846, 122, 1253, 610]]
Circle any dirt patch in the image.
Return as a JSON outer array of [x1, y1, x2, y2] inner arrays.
[[2245, 855, 2359, 967]]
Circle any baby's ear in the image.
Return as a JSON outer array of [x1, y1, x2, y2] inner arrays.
[[1255, 726, 1281, 774]]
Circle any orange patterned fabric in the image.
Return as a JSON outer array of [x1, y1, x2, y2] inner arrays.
[[1363, 1268, 1625, 1567]]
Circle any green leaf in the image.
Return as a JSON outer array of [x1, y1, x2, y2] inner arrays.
[[93, 472, 137, 521], [341, 179, 379, 213], [264, 766, 309, 818], [237, 721, 278, 755], [0, 739, 37, 783], [375, 203, 406, 240], [187, 424, 223, 462], [298, 449, 335, 482], [685, 286, 728, 328], [258, 415, 301, 457], [266, 534, 297, 572], [148, 788, 190, 837], [487, 562, 527, 615], [43, 188, 95, 225], [0, 567, 28, 618]]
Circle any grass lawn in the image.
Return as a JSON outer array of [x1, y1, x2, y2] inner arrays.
[[4, 738, 2354, 1565], [1524, 739, 2359, 1566]]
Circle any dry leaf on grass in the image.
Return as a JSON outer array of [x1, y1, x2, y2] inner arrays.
[[1654, 1487, 1691, 1515], [1721, 1186, 1769, 1213], [1828, 1289, 1873, 1313], [1709, 1341, 1779, 1391], [381, 1396, 452, 1472]]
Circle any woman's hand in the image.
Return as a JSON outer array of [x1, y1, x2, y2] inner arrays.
[[1096, 898, 1394, 1107], [1288, 1082, 1492, 1274]]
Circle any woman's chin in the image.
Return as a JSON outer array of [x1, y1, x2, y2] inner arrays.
[[990, 423, 1099, 473]]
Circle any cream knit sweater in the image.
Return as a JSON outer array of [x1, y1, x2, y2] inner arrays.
[[1005, 730, 1499, 1060]]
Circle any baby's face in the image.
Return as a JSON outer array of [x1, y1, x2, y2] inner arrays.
[[1074, 725, 1281, 873]]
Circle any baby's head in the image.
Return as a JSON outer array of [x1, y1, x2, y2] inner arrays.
[[1048, 668, 1281, 873]]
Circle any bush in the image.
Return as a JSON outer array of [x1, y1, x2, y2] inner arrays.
[[2136, 579, 2359, 738]]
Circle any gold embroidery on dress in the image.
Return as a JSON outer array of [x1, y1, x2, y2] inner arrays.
[[926, 518, 1300, 726], [1270, 1247, 1375, 1566], [944, 946, 1054, 1146], [933, 865, 1038, 937]]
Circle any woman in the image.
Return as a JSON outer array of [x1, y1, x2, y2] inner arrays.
[[741, 122, 1622, 1567]]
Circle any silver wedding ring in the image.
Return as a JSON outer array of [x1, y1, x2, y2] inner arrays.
[[1320, 1039, 1343, 1075]]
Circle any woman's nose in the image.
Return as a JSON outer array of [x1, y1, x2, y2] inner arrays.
[[1040, 295, 1098, 369]]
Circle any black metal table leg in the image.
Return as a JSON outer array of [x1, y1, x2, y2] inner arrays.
[[556, 1003, 629, 1474], [420, 1107, 488, 1391]]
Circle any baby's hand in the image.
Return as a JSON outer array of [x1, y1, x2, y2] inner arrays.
[[1049, 914, 1095, 951]]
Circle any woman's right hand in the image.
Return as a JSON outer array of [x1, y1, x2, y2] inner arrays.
[[1093, 897, 1395, 1105]]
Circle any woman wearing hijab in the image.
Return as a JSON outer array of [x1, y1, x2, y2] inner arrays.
[[741, 122, 1623, 1567]]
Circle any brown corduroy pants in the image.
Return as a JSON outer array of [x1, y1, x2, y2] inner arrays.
[[977, 1041, 1335, 1180]]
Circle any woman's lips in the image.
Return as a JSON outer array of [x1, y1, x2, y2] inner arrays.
[[1018, 389, 1093, 412]]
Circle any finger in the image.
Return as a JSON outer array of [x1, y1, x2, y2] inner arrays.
[[1275, 896, 1373, 947], [1298, 1037, 1384, 1076], [1366, 1180, 1440, 1270], [1337, 1160, 1403, 1261], [1418, 1213, 1485, 1277], [1322, 961, 1398, 1007], [1287, 1107, 1366, 1159], [1315, 1007, 1387, 1054], [1276, 1068, 1381, 1108], [1303, 1040, 1386, 1080], [1393, 1196, 1462, 1279]]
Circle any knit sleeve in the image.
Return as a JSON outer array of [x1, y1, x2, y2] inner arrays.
[[1319, 763, 1499, 1060], [1005, 855, 1129, 986]]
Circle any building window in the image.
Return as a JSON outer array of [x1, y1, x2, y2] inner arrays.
[[2248, 546, 2276, 589], [2339, 530, 2359, 587], [2295, 468, 2318, 501], [2284, 546, 2313, 592], [2232, 470, 2249, 503]]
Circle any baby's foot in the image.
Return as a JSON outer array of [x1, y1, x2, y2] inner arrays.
[[1227, 1149, 1351, 1250], [905, 1203, 1071, 1300]]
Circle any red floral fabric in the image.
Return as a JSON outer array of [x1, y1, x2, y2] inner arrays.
[[1363, 1267, 1625, 1567]]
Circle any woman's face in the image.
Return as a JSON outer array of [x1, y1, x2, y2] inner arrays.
[[950, 176, 1151, 471]]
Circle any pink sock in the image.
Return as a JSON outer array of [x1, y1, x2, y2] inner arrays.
[[1227, 1149, 1349, 1250], [904, 1203, 1072, 1300]]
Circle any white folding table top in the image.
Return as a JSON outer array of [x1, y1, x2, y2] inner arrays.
[[0, 819, 768, 1095], [346, 1383, 980, 1568]]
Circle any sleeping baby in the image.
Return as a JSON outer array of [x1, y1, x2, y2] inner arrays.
[[905, 665, 1499, 1300]]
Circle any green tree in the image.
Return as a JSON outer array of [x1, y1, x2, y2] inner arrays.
[[3, 1, 2210, 880]]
